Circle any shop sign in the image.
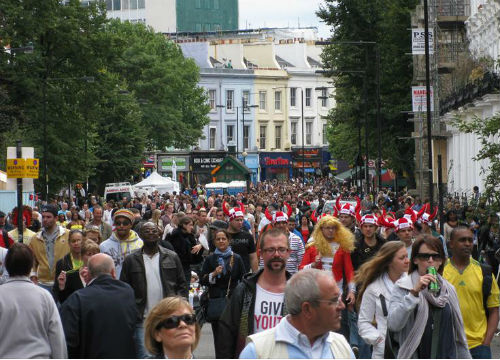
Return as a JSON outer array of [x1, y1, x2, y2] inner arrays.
[[159, 156, 188, 171], [191, 152, 226, 171], [259, 152, 292, 168]]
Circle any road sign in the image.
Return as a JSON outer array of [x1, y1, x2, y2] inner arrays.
[[6, 158, 25, 178], [25, 158, 39, 178]]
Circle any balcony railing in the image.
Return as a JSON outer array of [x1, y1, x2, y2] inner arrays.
[[439, 72, 500, 115], [437, 0, 470, 17]]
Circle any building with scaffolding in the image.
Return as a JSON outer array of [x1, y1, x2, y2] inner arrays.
[[410, 0, 470, 200]]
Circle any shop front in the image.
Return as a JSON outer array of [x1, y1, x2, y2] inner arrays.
[[237, 153, 259, 184], [191, 151, 226, 185], [259, 152, 292, 181], [157, 154, 190, 188], [292, 148, 322, 177]]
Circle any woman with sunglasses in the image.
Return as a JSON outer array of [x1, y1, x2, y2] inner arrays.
[[144, 297, 200, 359], [52, 229, 84, 298], [200, 229, 245, 357], [387, 235, 470, 358], [355, 241, 409, 358]]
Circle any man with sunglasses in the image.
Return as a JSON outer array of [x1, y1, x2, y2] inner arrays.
[[217, 228, 291, 358], [444, 226, 500, 359], [100, 209, 143, 278], [61, 253, 137, 358], [240, 268, 354, 359]]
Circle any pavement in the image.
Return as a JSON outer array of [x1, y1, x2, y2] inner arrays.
[[194, 321, 500, 359]]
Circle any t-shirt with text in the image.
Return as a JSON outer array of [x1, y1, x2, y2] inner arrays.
[[253, 284, 285, 334]]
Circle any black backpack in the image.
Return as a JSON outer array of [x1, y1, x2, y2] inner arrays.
[[479, 262, 493, 317], [1, 229, 10, 249]]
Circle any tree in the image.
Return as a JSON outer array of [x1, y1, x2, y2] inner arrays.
[[104, 21, 210, 150], [318, 0, 418, 181]]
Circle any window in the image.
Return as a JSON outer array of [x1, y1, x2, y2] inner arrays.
[[129, 0, 136, 9], [226, 90, 234, 111], [306, 122, 312, 145], [274, 91, 281, 111], [209, 128, 216, 149], [259, 91, 267, 110], [204, 0, 211, 8], [260, 126, 267, 149], [204, 23, 211, 32], [275, 126, 282, 149], [138, 0, 145, 9], [114, 0, 121, 10], [321, 88, 328, 107], [105, 0, 112, 10], [226, 125, 234, 143], [208, 89, 216, 110], [305, 88, 312, 107], [243, 126, 250, 150], [195, 23, 202, 32], [122, 0, 129, 9], [291, 122, 297, 145], [195, 0, 201, 8], [214, 0, 219, 9], [323, 124, 328, 144], [214, 24, 221, 31], [290, 88, 296, 107], [242, 90, 250, 110]]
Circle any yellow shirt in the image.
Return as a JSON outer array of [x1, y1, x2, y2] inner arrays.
[[8, 228, 36, 246], [444, 258, 500, 349]]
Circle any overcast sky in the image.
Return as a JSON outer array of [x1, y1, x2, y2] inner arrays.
[[239, 0, 331, 39]]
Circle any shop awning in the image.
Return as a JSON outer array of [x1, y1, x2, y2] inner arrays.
[[334, 166, 366, 181]]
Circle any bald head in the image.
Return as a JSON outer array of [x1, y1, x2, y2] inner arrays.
[[88, 253, 116, 279]]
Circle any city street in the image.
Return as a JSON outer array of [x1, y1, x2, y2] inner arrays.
[[194, 320, 500, 359]]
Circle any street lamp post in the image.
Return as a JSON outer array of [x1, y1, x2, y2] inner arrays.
[[241, 101, 258, 159]]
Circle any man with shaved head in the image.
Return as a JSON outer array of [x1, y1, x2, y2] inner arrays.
[[61, 253, 137, 358]]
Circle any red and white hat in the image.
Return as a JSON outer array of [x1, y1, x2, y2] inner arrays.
[[333, 196, 361, 218], [360, 214, 378, 226], [265, 202, 292, 223], [395, 217, 414, 231], [223, 201, 245, 221], [417, 203, 438, 226]]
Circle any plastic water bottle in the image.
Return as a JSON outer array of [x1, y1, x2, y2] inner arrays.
[[217, 257, 224, 278]]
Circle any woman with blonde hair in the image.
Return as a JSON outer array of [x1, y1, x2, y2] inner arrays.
[[151, 209, 164, 232], [299, 215, 356, 304], [144, 296, 201, 359], [356, 241, 410, 358]]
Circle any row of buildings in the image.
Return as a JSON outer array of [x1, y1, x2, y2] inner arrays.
[[144, 28, 336, 186]]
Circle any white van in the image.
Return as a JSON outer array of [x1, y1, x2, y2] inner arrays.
[[104, 182, 135, 203]]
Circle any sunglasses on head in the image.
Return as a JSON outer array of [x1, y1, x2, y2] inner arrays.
[[156, 313, 196, 330], [415, 252, 442, 261]]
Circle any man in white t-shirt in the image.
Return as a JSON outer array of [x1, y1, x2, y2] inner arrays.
[[120, 222, 187, 359], [217, 227, 291, 358]]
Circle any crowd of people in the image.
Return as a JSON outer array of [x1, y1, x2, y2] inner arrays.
[[0, 178, 499, 359]]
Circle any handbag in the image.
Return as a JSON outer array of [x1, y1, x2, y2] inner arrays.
[[206, 255, 234, 322]]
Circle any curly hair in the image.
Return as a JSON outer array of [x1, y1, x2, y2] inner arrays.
[[308, 215, 355, 256]]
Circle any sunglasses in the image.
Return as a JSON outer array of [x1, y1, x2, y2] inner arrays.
[[415, 252, 442, 261], [114, 220, 131, 226], [156, 314, 196, 330]]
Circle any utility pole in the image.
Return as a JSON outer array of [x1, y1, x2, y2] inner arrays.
[[424, 0, 434, 203]]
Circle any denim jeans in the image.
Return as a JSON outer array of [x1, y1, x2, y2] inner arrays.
[[469, 345, 492, 359], [348, 310, 371, 359], [134, 324, 150, 359]]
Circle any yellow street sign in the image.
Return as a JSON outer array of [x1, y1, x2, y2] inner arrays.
[[7, 158, 25, 178], [25, 158, 40, 179]]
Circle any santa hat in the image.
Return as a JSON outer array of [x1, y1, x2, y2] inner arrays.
[[377, 212, 413, 232]]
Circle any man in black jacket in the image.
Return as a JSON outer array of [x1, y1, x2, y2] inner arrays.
[[60, 253, 137, 358], [120, 222, 187, 358], [216, 228, 291, 358]]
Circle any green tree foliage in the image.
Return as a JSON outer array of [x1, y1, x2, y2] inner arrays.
[[318, 0, 418, 179], [103, 21, 210, 150], [0, 0, 209, 196], [454, 115, 500, 210]]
